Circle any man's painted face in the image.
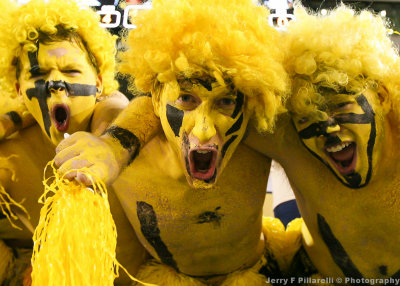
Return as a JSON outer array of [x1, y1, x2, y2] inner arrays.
[[158, 77, 249, 188], [18, 40, 101, 145], [293, 89, 385, 188]]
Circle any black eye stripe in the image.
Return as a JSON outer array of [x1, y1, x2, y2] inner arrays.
[[221, 135, 238, 158], [225, 113, 243, 136], [166, 104, 184, 137], [298, 95, 374, 139], [231, 91, 244, 119]]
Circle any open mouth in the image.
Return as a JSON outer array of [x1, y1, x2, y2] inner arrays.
[[325, 141, 357, 175], [51, 104, 70, 132], [188, 147, 218, 181]]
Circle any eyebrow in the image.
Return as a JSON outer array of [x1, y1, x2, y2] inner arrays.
[[60, 64, 83, 71]]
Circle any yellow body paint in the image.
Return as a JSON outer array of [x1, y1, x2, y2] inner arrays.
[[113, 132, 277, 279]]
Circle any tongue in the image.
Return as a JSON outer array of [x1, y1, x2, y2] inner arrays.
[[330, 144, 355, 161]]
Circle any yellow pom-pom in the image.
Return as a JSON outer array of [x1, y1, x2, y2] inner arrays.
[[31, 162, 118, 285], [31, 161, 156, 286]]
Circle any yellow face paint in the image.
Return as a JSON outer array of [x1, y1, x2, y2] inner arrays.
[[18, 40, 101, 145], [157, 77, 249, 188], [293, 89, 385, 188]]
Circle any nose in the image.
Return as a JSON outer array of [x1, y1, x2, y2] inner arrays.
[[326, 117, 340, 134], [192, 111, 217, 143], [47, 80, 67, 94]]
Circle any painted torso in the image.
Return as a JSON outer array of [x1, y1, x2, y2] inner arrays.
[[245, 118, 400, 278], [0, 124, 54, 239], [113, 132, 270, 277]]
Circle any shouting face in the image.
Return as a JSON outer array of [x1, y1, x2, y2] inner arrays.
[[157, 77, 250, 188], [293, 89, 387, 188], [18, 40, 102, 145]]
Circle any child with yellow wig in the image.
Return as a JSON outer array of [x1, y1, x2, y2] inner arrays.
[[55, 0, 304, 284], [0, 0, 146, 284]]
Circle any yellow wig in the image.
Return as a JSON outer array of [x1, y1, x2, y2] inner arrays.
[[119, 0, 289, 132], [0, 0, 118, 99], [285, 5, 400, 122], [0, 0, 22, 114]]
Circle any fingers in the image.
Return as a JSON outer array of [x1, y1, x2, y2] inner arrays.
[[55, 131, 90, 153], [76, 172, 94, 186], [57, 156, 93, 179], [54, 147, 81, 167]]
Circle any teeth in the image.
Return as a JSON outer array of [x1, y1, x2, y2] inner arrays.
[[196, 150, 210, 154], [326, 142, 350, 153]]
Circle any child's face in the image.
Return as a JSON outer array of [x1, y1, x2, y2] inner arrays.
[[18, 40, 101, 145]]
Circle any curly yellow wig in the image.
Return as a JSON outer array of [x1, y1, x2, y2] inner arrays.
[[285, 5, 400, 122], [119, 0, 289, 132], [0, 0, 118, 99]]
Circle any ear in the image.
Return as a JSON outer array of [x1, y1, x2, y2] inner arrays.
[[95, 75, 103, 98], [377, 84, 391, 115]]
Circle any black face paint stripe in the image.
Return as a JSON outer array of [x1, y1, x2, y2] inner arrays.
[[221, 135, 238, 158], [136, 201, 178, 271], [6, 111, 22, 127], [26, 79, 51, 136], [334, 113, 372, 124], [28, 50, 41, 77], [105, 126, 140, 165], [48, 81, 97, 97], [358, 95, 376, 188], [317, 214, 366, 283], [166, 104, 184, 137], [196, 78, 213, 91], [298, 95, 374, 140], [67, 82, 97, 97], [298, 121, 330, 139], [225, 113, 243, 137], [231, 91, 244, 119], [26, 48, 51, 136]]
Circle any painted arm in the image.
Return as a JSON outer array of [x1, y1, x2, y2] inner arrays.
[[90, 90, 130, 136], [0, 108, 35, 140], [55, 95, 161, 185]]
